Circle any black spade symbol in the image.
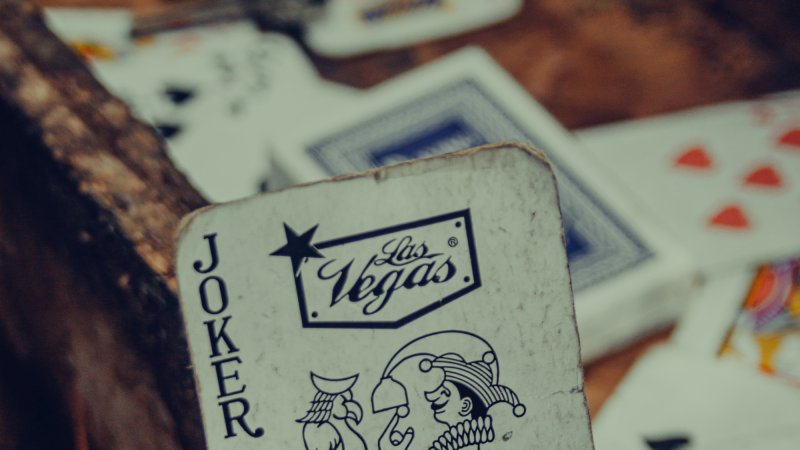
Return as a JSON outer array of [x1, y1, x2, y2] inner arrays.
[[154, 122, 182, 140], [645, 435, 692, 450], [164, 86, 195, 106]]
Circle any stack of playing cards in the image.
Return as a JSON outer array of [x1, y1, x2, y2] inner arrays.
[[175, 143, 595, 449], [268, 47, 699, 361], [593, 257, 800, 450]]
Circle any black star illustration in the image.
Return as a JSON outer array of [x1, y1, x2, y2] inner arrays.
[[270, 223, 324, 276]]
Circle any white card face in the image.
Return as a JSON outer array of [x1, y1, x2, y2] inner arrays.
[[576, 94, 800, 273], [176, 145, 594, 449], [670, 269, 755, 358], [83, 23, 359, 202], [91, 23, 321, 116], [306, 0, 522, 57], [593, 346, 800, 450], [163, 80, 358, 203], [270, 47, 696, 361]]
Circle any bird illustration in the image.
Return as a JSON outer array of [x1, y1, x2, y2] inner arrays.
[[298, 372, 367, 450]]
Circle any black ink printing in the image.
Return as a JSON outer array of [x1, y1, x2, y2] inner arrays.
[[298, 373, 367, 450], [194, 233, 264, 439], [317, 235, 457, 316], [270, 209, 481, 329]]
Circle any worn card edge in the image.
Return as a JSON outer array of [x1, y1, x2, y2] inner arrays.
[[172, 140, 595, 448], [176, 141, 549, 240]]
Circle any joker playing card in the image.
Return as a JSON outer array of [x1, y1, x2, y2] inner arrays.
[[175, 143, 594, 449]]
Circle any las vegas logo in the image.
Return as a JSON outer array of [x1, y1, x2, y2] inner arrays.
[[270, 209, 481, 329]]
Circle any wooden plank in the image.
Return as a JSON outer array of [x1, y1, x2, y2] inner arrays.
[[0, 0, 206, 448]]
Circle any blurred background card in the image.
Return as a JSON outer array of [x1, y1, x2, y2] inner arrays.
[[671, 269, 755, 358], [49, 18, 361, 202], [577, 95, 800, 274], [43, 7, 133, 60], [718, 259, 800, 385], [305, 0, 522, 57], [593, 345, 800, 450]]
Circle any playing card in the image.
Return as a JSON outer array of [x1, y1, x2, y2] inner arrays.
[[671, 269, 755, 359], [43, 8, 133, 60], [176, 144, 594, 449], [576, 94, 800, 273], [715, 259, 799, 385], [270, 47, 696, 360], [160, 78, 358, 202], [90, 23, 322, 119], [305, 0, 522, 57], [593, 345, 800, 450], [78, 22, 359, 202]]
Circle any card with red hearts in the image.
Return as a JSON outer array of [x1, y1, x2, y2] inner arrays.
[[577, 92, 800, 273]]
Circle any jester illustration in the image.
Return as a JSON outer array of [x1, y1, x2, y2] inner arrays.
[[371, 331, 526, 450], [297, 373, 367, 450]]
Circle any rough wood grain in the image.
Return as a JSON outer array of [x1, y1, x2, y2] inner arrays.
[[0, 0, 206, 448]]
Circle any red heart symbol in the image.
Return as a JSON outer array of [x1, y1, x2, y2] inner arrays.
[[778, 128, 800, 149], [674, 146, 712, 169], [709, 204, 750, 230], [744, 165, 782, 188]]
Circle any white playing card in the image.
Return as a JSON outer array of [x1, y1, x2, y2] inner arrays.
[[90, 23, 321, 120], [176, 144, 594, 449], [670, 269, 754, 358], [593, 345, 800, 450], [576, 94, 800, 273], [305, 0, 522, 57], [269, 47, 697, 361], [167, 80, 358, 202], [77, 22, 360, 202]]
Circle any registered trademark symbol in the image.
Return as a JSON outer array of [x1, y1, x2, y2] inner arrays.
[[448, 237, 458, 247]]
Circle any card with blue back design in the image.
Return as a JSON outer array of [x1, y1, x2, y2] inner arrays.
[[270, 47, 696, 360], [306, 0, 522, 57]]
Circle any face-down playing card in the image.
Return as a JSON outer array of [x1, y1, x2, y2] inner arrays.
[[305, 0, 522, 57], [176, 143, 594, 449], [270, 47, 695, 360], [715, 258, 800, 384], [576, 93, 800, 272]]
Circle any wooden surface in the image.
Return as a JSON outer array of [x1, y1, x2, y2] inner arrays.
[[0, 0, 207, 448], [8, 0, 800, 444], [307, 0, 800, 128]]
